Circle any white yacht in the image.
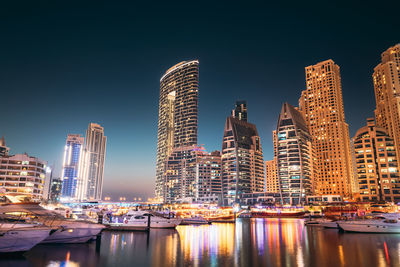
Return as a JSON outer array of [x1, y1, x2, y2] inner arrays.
[[0, 203, 105, 244], [107, 210, 181, 230], [0, 223, 51, 253], [40, 219, 105, 243], [337, 213, 400, 233]]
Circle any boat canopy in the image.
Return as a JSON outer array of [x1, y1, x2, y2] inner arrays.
[[0, 203, 59, 216]]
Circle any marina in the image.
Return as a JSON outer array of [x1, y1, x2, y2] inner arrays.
[[0, 6, 399, 265], [1, 218, 400, 266]]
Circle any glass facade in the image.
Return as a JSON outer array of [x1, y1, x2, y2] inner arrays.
[[163, 145, 221, 203], [156, 60, 199, 201], [222, 108, 265, 205], [85, 123, 107, 201], [61, 134, 84, 199], [276, 103, 314, 205]]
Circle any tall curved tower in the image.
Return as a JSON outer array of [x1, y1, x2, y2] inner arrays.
[[155, 60, 199, 201], [276, 103, 315, 205]]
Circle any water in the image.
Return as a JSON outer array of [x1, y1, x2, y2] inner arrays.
[[1, 218, 400, 267]]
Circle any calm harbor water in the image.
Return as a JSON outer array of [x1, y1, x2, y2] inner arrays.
[[1, 218, 400, 267]]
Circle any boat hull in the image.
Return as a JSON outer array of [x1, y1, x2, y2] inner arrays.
[[106, 219, 181, 231], [338, 222, 400, 233], [41, 226, 104, 244], [305, 221, 322, 227], [0, 227, 50, 253], [106, 224, 148, 231], [180, 219, 209, 225], [321, 222, 338, 229]]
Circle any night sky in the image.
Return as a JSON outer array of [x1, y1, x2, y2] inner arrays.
[[1, 1, 399, 200]]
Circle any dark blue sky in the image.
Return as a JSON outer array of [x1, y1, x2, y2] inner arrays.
[[1, 1, 399, 200]]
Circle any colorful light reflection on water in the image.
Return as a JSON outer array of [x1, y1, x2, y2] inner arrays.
[[2, 218, 400, 267]]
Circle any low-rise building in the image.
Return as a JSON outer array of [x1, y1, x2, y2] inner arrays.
[[164, 145, 222, 203], [0, 153, 47, 201], [306, 195, 343, 204]]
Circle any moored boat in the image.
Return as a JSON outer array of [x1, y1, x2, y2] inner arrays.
[[0, 203, 105, 244], [304, 219, 324, 226], [320, 221, 339, 229], [337, 213, 400, 233], [251, 207, 305, 218], [0, 223, 51, 253], [304, 218, 339, 228], [41, 220, 105, 243], [180, 216, 209, 225], [207, 214, 235, 223], [105, 210, 181, 230]]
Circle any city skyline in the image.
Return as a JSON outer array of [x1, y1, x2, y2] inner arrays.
[[1, 2, 399, 200]]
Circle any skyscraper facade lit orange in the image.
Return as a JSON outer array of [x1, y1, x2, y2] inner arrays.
[[353, 118, 400, 202], [265, 159, 278, 193], [373, 44, 400, 162], [272, 130, 277, 157], [299, 60, 354, 197]]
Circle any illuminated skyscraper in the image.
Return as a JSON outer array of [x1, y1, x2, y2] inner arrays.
[[273, 130, 277, 157], [155, 60, 199, 201], [85, 123, 107, 201], [299, 59, 354, 197], [265, 159, 278, 193], [276, 103, 315, 204], [353, 118, 400, 202], [61, 134, 85, 199], [373, 44, 400, 162], [265, 130, 279, 194], [221, 102, 265, 205]]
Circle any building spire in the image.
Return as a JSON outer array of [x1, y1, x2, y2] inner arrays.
[[232, 100, 247, 122]]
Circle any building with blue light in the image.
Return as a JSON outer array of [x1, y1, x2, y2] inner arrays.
[[61, 134, 85, 200]]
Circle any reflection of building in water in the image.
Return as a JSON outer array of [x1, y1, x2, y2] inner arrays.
[[25, 240, 99, 266], [177, 224, 235, 264], [251, 218, 306, 266], [150, 230, 181, 267]]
